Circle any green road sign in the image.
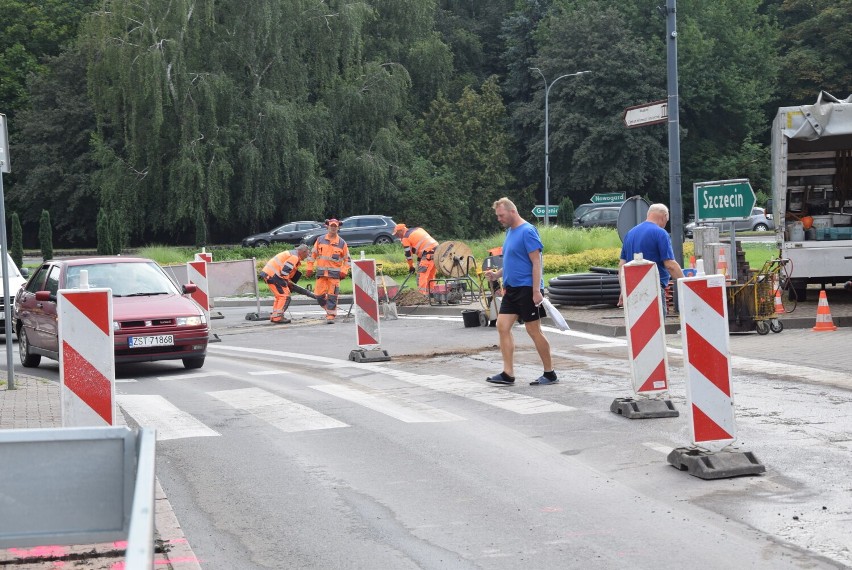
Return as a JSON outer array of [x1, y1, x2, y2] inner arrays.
[[590, 192, 625, 204], [532, 205, 559, 217], [693, 179, 755, 221]]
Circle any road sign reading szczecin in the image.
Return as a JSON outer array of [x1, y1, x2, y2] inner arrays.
[[623, 100, 668, 129], [532, 205, 558, 217], [694, 179, 755, 222], [590, 192, 626, 204]]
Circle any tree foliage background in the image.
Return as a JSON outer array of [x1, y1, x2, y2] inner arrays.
[[2, 0, 849, 246]]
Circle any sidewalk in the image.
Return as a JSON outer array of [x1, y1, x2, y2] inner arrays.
[[0, 376, 201, 569]]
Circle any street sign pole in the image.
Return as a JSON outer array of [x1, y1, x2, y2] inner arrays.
[[665, 0, 685, 271], [0, 114, 13, 390]]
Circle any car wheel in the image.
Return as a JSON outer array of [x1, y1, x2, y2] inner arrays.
[[254, 240, 269, 248], [373, 235, 393, 245], [183, 356, 205, 369], [753, 223, 769, 232], [17, 325, 41, 368]]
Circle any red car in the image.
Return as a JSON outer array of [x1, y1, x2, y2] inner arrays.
[[14, 257, 209, 369]]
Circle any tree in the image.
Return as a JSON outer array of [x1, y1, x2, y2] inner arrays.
[[421, 76, 515, 237], [556, 196, 575, 227], [395, 157, 465, 239], [38, 209, 53, 261], [10, 212, 23, 269], [195, 211, 207, 248], [96, 208, 112, 255]]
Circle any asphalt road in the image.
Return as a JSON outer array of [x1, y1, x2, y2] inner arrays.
[[5, 306, 850, 569]]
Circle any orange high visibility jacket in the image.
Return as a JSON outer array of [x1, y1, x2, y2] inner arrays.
[[261, 250, 302, 281], [401, 227, 438, 267], [307, 234, 350, 279]]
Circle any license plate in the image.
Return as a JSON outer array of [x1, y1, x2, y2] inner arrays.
[[128, 335, 174, 348]]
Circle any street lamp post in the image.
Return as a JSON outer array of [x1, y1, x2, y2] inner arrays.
[[531, 69, 591, 225]]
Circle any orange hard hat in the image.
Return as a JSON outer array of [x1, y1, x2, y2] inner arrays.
[[801, 216, 814, 230], [325, 218, 341, 227], [394, 223, 407, 234]]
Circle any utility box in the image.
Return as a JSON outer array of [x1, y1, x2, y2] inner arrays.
[[693, 226, 721, 259]]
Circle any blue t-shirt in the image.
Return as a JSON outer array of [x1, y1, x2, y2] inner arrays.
[[502, 222, 544, 289], [620, 221, 676, 287]]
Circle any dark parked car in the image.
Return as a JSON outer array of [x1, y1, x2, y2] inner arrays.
[[241, 221, 324, 247], [573, 202, 624, 225], [576, 206, 620, 228], [301, 215, 399, 246], [14, 257, 209, 369]]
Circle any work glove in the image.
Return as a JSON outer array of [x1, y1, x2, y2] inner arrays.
[[305, 269, 313, 278], [408, 266, 416, 274]]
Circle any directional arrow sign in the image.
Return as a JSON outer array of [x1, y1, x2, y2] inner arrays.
[[693, 179, 755, 222], [532, 205, 559, 217], [591, 192, 625, 204], [623, 100, 668, 128]]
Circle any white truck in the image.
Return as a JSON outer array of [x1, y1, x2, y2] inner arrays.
[[771, 91, 852, 300]]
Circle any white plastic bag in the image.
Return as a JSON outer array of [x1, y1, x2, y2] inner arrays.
[[539, 297, 570, 331]]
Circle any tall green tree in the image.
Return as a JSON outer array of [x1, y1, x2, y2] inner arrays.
[[421, 76, 514, 236], [775, 0, 852, 104], [38, 209, 53, 261], [96, 208, 112, 255], [10, 212, 23, 269]]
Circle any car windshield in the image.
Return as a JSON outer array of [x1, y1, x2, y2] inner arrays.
[[66, 262, 179, 297]]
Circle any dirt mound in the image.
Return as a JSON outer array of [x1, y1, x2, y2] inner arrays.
[[395, 289, 429, 306]]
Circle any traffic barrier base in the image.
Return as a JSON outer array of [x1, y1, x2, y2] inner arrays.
[[348, 348, 391, 363], [211, 311, 225, 320], [667, 447, 765, 480], [209, 332, 221, 343], [610, 397, 678, 419]]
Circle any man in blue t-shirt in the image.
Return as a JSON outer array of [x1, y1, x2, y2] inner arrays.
[[619, 203, 685, 313], [485, 197, 558, 386]]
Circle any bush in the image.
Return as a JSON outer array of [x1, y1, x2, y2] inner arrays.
[[10, 212, 23, 269], [556, 197, 575, 227], [39, 210, 53, 261]]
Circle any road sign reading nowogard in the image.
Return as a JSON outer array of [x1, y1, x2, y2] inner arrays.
[[532, 205, 558, 217], [623, 100, 667, 128], [591, 192, 625, 204], [694, 179, 756, 222]]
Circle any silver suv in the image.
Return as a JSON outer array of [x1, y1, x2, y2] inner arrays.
[[685, 207, 773, 238], [301, 215, 399, 246]]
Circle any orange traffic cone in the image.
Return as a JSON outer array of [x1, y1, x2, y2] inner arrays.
[[812, 290, 837, 331], [689, 255, 696, 269], [773, 289, 785, 314], [717, 249, 729, 279]]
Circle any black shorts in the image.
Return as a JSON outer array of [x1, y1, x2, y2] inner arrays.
[[499, 286, 545, 322]]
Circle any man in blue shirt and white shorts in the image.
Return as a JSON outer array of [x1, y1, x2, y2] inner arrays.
[[485, 197, 558, 386]]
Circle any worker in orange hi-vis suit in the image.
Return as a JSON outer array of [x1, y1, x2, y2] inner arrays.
[[306, 219, 350, 324], [393, 223, 438, 295], [260, 244, 310, 324]]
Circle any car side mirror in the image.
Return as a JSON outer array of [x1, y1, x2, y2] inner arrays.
[[183, 283, 198, 294], [20, 267, 30, 278], [35, 290, 53, 302]]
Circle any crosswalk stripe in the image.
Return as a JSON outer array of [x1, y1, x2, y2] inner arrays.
[[157, 370, 230, 381], [208, 387, 348, 432], [375, 369, 575, 414], [311, 384, 464, 423], [248, 370, 290, 376], [117, 395, 220, 440]]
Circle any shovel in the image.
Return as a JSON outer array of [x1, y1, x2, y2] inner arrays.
[[377, 265, 398, 320]]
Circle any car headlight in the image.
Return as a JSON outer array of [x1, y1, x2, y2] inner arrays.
[[177, 315, 206, 326]]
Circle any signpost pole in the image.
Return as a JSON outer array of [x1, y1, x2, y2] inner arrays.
[[665, 0, 684, 269], [0, 114, 14, 390]]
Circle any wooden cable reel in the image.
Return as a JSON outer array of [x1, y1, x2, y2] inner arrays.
[[434, 240, 474, 278]]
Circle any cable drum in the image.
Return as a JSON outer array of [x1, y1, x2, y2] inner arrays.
[[546, 271, 621, 307]]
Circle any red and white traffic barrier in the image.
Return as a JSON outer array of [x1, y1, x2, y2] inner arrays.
[[58, 286, 115, 427], [349, 258, 390, 362], [187, 260, 210, 322], [611, 255, 677, 419], [677, 271, 736, 451], [622, 257, 670, 395], [194, 250, 212, 263]]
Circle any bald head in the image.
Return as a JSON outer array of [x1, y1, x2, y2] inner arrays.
[[647, 204, 670, 227]]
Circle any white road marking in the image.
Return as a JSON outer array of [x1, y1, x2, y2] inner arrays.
[[208, 387, 348, 432], [115, 379, 137, 383], [643, 441, 674, 455], [157, 370, 231, 381], [117, 395, 220, 440], [248, 370, 290, 376], [576, 342, 626, 350], [311, 384, 464, 423]]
